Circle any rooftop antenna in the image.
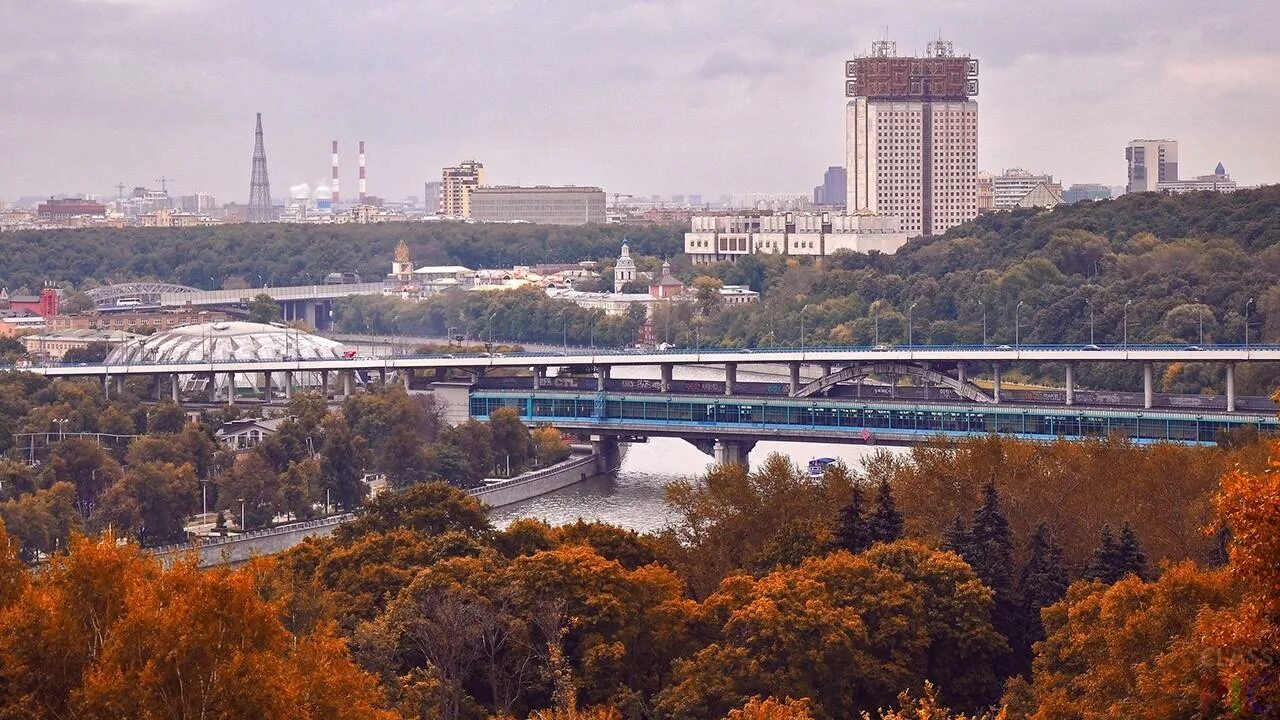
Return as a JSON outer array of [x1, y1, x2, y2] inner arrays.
[[155, 176, 173, 193]]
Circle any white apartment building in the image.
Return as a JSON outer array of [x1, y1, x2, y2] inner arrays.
[[844, 39, 979, 237], [991, 168, 1061, 208], [1125, 139, 1178, 193], [440, 160, 485, 218], [1158, 163, 1236, 195], [684, 212, 907, 265]]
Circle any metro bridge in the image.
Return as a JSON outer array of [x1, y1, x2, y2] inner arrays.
[[468, 387, 1277, 463]]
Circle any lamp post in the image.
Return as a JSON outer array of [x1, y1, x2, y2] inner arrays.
[[907, 302, 918, 347], [488, 312, 497, 347], [873, 305, 880, 346], [1245, 297, 1256, 348], [1194, 298, 1204, 345], [560, 309, 569, 353], [238, 498, 246, 531], [978, 300, 986, 346], [1015, 300, 1025, 349], [1123, 299, 1133, 349], [799, 305, 810, 351], [1085, 298, 1095, 345]]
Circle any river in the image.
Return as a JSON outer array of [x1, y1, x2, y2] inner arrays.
[[487, 438, 903, 533]]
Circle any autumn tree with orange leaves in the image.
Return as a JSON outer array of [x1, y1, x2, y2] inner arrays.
[[0, 527, 394, 720]]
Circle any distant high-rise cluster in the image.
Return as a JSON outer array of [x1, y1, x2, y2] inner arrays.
[[844, 38, 979, 237]]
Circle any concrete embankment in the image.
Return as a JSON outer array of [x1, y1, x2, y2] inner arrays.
[[151, 451, 604, 567]]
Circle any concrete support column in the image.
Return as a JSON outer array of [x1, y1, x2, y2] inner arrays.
[[992, 364, 1002, 403], [320, 370, 329, 400], [1065, 362, 1075, 406], [660, 363, 673, 393], [819, 361, 833, 378], [225, 373, 236, 405], [103, 376, 111, 401], [788, 362, 801, 395], [712, 438, 756, 466], [1226, 363, 1237, 412], [153, 376, 162, 402], [263, 372, 272, 403], [957, 363, 967, 387], [343, 371, 353, 398], [284, 371, 293, 400], [378, 368, 387, 387], [171, 374, 180, 404], [597, 365, 610, 391], [532, 366, 543, 390], [1143, 362, 1154, 409], [724, 362, 737, 396]]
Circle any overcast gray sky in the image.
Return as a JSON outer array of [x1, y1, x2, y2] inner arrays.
[[2, 0, 1278, 204]]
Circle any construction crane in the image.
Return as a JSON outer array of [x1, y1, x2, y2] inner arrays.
[[609, 192, 634, 208], [155, 176, 174, 194]]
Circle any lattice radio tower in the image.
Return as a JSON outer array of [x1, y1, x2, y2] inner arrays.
[[247, 112, 272, 222]]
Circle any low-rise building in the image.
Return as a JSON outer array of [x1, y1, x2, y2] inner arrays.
[[22, 329, 141, 361], [470, 185, 606, 225], [1158, 163, 1237, 195], [684, 212, 907, 265], [1063, 183, 1113, 204], [215, 417, 290, 451], [991, 169, 1062, 209], [47, 308, 229, 334]]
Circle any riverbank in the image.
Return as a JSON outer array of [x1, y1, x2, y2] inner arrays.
[[151, 450, 606, 567]]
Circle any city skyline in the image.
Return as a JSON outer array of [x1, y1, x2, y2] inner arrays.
[[2, 0, 1278, 203]]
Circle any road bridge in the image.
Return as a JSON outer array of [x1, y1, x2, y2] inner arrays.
[[8, 343, 1279, 413]]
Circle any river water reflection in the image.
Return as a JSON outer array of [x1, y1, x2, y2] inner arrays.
[[487, 437, 905, 533]]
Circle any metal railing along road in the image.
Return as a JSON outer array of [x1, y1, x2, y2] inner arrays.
[[8, 342, 1280, 377]]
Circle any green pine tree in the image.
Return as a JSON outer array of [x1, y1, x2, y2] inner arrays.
[[1115, 522, 1148, 581], [1017, 522, 1069, 669], [830, 483, 871, 554], [942, 515, 971, 556], [866, 478, 904, 544], [964, 481, 1020, 676], [1084, 523, 1122, 583]]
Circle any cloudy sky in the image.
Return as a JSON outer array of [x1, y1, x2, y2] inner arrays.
[[2, 0, 1278, 204]]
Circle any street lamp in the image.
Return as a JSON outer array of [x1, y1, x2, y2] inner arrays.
[[238, 498, 246, 531], [908, 302, 919, 347], [1015, 301, 1025, 349], [1084, 298, 1095, 345], [978, 300, 986, 346], [1194, 297, 1204, 345], [1245, 297, 1256, 348], [1123, 299, 1133, 349], [799, 305, 810, 351], [487, 312, 497, 347], [873, 305, 880, 346], [560, 309, 569, 353]]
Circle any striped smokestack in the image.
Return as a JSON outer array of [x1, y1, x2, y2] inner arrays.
[[331, 140, 340, 206], [358, 140, 367, 204]]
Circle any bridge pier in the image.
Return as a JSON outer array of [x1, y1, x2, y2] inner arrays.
[[724, 362, 737, 396], [992, 364, 1002, 403], [590, 435, 621, 473], [660, 363, 673, 393], [957, 362, 967, 386], [343, 371, 353, 398], [789, 362, 801, 395], [713, 438, 755, 466], [262, 372, 272, 403], [320, 370, 329, 400], [225, 373, 236, 405], [283, 371, 293, 400], [102, 375, 111, 401], [819, 362, 833, 378], [596, 365, 610, 391], [171, 374, 180, 404], [1226, 363, 1237, 412], [532, 366, 544, 390], [1143, 362, 1154, 409], [1065, 363, 1075, 406]]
